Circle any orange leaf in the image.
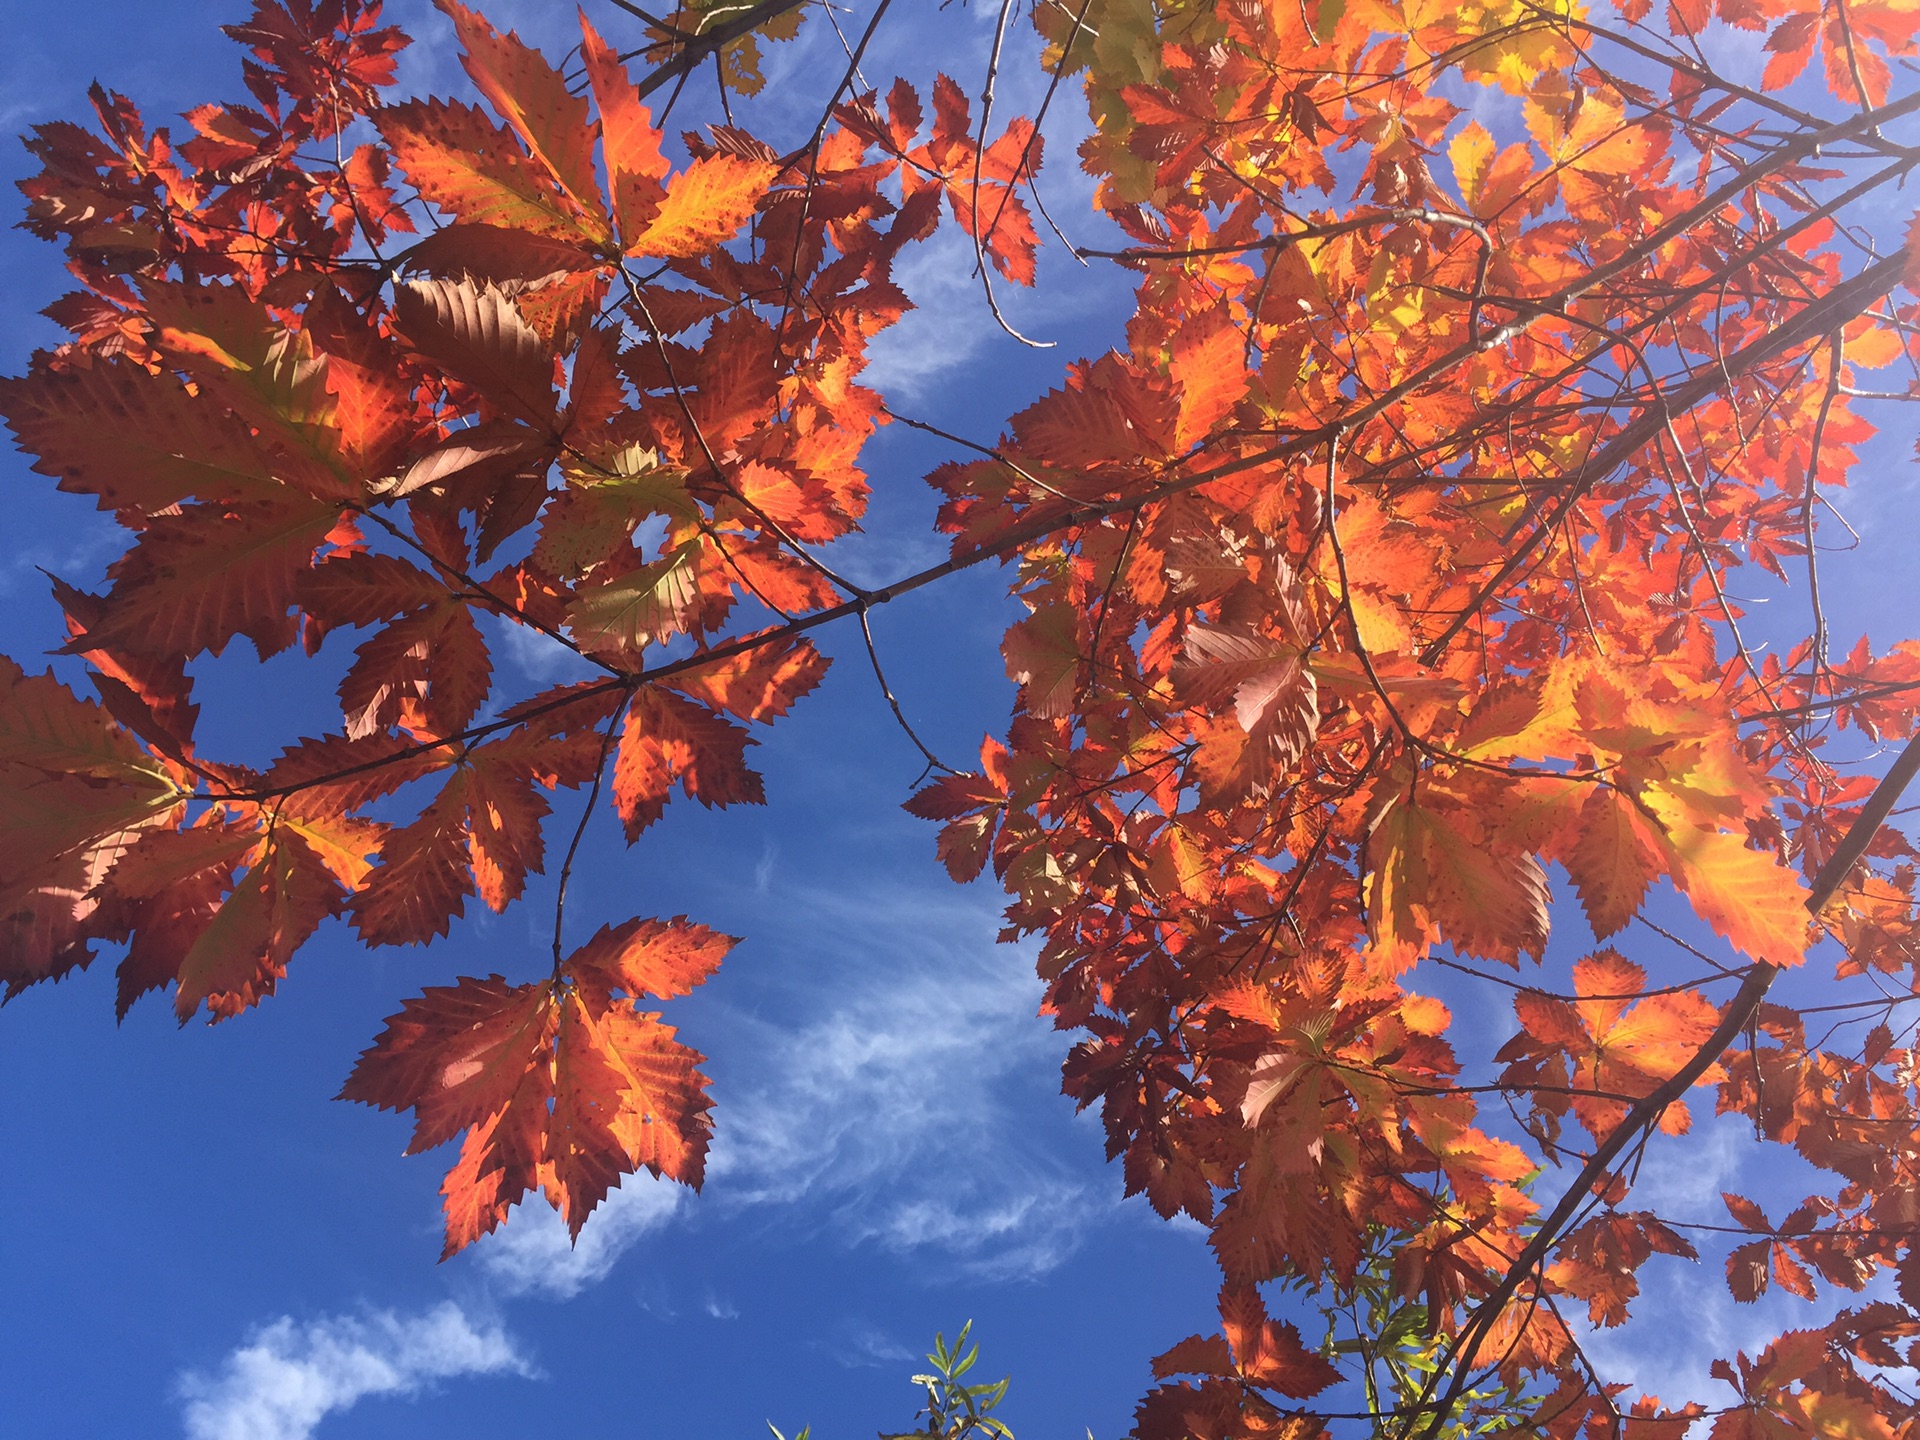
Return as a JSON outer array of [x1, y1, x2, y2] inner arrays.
[[1169, 308, 1248, 449], [579, 13, 669, 241], [340, 942, 715, 1256], [174, 826, 343, 1021], [1563, 785, 1665, 939], [433, 0, 609, 241], [379, 98, 588, 239], [669, 636, 831, 722], [548, 991, 712, 1235], [628, 154, 775, 259], [1647, 807, 1810, 966], [1367, 780, 1550, 969], [613, 689, 764, 838], [566, 915, 735, 1001]]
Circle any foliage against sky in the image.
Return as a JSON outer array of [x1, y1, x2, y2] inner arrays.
[[5, 0, 1920, 1436]]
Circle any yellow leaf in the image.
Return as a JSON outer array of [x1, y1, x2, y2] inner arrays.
[[1843, 314, 1905, 369], [1449, 121, 1495, 210]]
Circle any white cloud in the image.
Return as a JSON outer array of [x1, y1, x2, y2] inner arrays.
[[0, 522, 126, 597], [492, 616, 601, 686], [176, 1302, 529, 1440], [824, 1322, 919, 1369], [1624, 1110, 1754, 1217], [702, 886, 1105, 1276], [475, 1173, 687, 1299], [866, 227, 1009, 399]]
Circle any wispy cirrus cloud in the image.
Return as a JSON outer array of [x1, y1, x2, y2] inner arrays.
[[705, 887, 1102, 1275], [176, 1301, 529, 1440]]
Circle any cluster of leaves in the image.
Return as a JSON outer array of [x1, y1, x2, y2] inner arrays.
[[915, 0, 1920, 1436], [878, 1322, 1018, 1440], [772, 1322, 1018, 1440], [0, 0, 1037, 1250], [6, 0, 1920, 1437]]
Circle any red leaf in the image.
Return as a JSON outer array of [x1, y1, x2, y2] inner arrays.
[[1219, 1283, 1341, 1397], [612, 690, 764, 838], [173, 825, 346, 1021], [393, 277, 558, 426], [73, 498, 339, 661], [341, 951, 714, 1256], [339, 972, 554, 1154], [566, 916, 735, 1002], [0, 360, 279, 513]]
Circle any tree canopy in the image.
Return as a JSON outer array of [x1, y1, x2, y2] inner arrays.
[[5, 0, 1920, 1435]]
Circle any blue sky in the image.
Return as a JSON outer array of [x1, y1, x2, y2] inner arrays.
[[3, 3, 1918, 1438]]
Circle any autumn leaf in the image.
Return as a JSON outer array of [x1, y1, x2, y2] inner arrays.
[[579, 14, 670, 240], [566, 915, 735, 1002], [668, 636, 830, 722], [7, 2, 1920, 1432], [0, 359, 284, 513], [1366, 776, 1551, 969], [380, 98, 591, 239], [1168, 308, 1249, 448], [433, 0, 611, 245], [1004, 602, 1082, 719], [339, 922, 714, 1255], [1219, 1284, 1339, 1397], [568, 542, 705, 656], [1178, 623, 1319, 774], [612, 688, 764, 838], [546, 989, 711, 1234], [627, 153, 775, 258], [173, 822, 355, 1021], [393, 277, 558, 426], [1501, 950, 1720, 1139], [72, 498, 341, 662], [1564, 785, 1666, 939]]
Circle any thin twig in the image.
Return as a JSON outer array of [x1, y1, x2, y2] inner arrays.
[[552, 687, 637, 973], [969, 0, 1054, 348], [857, 603, 959, 777]]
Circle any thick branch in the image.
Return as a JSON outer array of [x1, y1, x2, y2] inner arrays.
[[626, 0, 811, 96]]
